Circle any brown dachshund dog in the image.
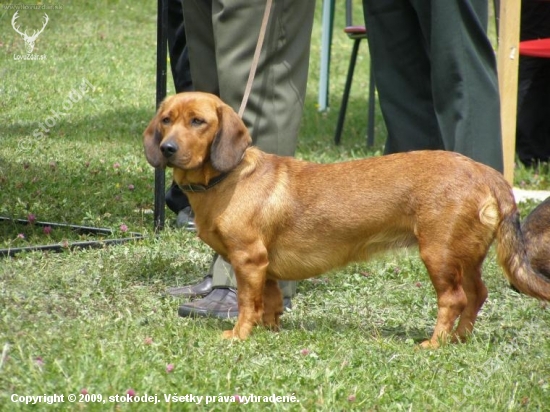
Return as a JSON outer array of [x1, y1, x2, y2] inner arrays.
[[144, 92, 550, 348]]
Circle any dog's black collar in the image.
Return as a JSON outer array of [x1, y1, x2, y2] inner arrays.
[[176, 172, 229, 193]]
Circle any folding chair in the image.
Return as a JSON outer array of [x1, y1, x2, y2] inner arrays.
[[334, 0, 376, 147]]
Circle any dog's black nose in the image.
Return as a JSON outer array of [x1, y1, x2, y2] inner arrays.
[[160, 141, 178, 158]]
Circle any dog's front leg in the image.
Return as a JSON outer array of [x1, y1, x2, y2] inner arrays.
[[222, 249, 268, 340]]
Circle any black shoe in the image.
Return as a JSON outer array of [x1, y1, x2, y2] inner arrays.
[[177, 288, 292, 319], [178, 288, 239, 319], [175, 206, 196, 232], [166, 275, 213, 298]]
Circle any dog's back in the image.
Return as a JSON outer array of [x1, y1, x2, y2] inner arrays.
[[244, 147, 550, 297], [245, 150, 505, 280]]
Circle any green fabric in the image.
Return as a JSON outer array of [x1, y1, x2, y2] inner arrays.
[[208, 255, 296, 298], [183, 0, 315, 155]]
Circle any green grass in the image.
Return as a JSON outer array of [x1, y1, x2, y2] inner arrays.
[[1, 1, 550, 411]]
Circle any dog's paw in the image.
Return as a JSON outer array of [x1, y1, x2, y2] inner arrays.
[[419, 339, 440, 349], [261, 314, 281, 331], [222, 328, 251, 340], [222, 330, 238, 340]]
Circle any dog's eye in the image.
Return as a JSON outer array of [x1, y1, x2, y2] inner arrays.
[[161, 117, 171, 125], [191, 118, 205, 127]]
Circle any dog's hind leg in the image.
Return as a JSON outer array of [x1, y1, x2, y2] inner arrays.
[[453, 262, 488, 343], [419, 247, 468, 349], [262, 279, 283, 331]]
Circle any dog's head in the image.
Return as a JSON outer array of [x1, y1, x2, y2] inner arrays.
[[143, 92, 252, 172]]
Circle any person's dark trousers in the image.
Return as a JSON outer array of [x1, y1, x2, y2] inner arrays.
[[167, 0, 193, 94], [363, 0, 503, 173], [165, 182, 189, 215], [516, 1, 550, 167], [165, 0, 194, 214]]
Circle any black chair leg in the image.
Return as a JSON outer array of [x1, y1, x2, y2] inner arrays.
[[334, 38, 361, 145]]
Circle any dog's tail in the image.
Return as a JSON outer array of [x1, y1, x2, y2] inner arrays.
[[492, 192, 550, 301]]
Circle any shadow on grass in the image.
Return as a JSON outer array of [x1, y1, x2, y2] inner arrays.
[[1, 107, 156, 229], [170, 313, 431, 345], [2, 106, 154, 144], [281, 311, 430, 344]]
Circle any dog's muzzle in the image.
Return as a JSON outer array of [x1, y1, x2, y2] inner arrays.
[[160, 140, 178, 158]]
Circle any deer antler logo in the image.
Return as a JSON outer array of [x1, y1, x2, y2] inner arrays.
[[11, 11, 49, 54]]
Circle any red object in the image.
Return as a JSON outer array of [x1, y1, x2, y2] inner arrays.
[[344, 26, 366, 35], [519, 38, 550, 58]]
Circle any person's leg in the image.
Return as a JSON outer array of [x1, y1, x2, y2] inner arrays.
[[516, 57, 550, 166], [208, 256, 296, 298], [164, 183, 195, 231], [212, 0, 314, 155], [166, 0, 218, 301], [181, 0, 219, 95], [516, 2, 550, 167], [165, 0, 193, 223], [178, 0, 315, 314], [166, 0, 193, 93], [205, 0, 315, 298], [177, 255, 293, 319], [362, 0, 443, 153], [426, 0, 503, 172]]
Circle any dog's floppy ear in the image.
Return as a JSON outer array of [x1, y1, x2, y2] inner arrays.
[[143, 110, 164, 168], [210, 104, 252, 173]]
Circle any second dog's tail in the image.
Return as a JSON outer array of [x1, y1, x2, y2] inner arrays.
[[493, 197, 550, 301]]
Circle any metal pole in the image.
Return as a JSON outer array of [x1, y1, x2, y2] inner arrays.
[[154, 0, 167, 231], [318, 0, 335, 112]]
